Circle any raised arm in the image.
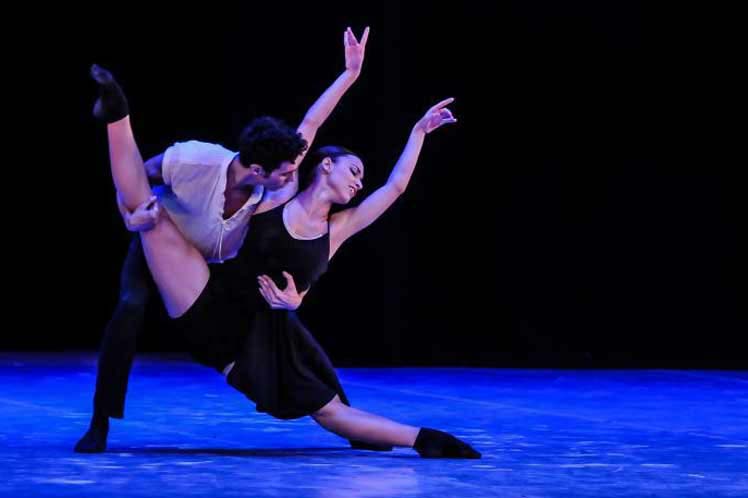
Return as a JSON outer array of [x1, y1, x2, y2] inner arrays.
[[329, 98, 457, 257], [297, 27, 369, 149], [263, 27, 370, 205]]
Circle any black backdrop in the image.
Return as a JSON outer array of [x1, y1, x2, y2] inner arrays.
[[9, 1, 745, 368]]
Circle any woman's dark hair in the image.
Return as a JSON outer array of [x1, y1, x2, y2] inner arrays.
[[300, 145, 358, 188]]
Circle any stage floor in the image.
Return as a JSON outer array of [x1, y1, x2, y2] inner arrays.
[[1, 353, 746, 497]]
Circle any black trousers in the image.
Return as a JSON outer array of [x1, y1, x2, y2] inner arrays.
[[93, 236, 156, 419]]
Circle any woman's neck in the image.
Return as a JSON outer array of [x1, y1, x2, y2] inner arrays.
[[293, 186, 333, 224]]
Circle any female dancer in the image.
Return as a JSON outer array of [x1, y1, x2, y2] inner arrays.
[[93, 67, 479, 458]]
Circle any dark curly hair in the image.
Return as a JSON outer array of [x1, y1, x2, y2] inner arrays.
[[238, 116, 308, 174]]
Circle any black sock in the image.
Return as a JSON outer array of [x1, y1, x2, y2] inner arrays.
[[90, 64, 129, 123], [413, 428, 481, 459], [73, 407, 110, 453]]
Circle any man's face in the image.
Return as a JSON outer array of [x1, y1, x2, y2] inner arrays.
[[263, 161, 299, 191]]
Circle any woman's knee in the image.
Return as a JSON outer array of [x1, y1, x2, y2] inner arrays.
[[312, 395, 345, 421]]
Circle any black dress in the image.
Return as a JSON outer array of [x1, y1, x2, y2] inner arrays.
[[174, 201, 349, 419]]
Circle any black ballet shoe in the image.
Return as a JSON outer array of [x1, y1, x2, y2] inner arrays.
[[413, 427, 481, 459], [90, 64, 129, 123], [73, 410, 109, 453]]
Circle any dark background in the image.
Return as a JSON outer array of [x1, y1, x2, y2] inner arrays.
[[10, 2, 745, 367]]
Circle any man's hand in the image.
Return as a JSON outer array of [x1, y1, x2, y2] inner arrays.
[[117, 192, 160, 232]]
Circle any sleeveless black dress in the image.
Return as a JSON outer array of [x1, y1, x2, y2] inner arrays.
[[174, 201, 349, 419]]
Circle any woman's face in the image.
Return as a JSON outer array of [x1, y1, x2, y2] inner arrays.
[[325, 155, 365, 204]]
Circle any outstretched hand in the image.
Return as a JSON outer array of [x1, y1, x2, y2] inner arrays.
[[344, 26, 370, 75], [415, 98, 458, 134]]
